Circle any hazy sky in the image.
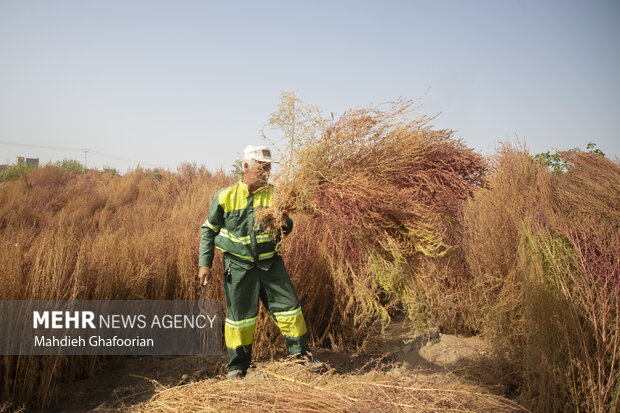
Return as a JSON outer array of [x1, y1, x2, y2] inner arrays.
[[1, 0, 618, 173]]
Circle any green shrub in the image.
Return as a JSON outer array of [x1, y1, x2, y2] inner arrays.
[[532, 142, 606, 173], [101, 166, 119, 176], [53, 159, 86, 174], [0, 163, 34, 182]]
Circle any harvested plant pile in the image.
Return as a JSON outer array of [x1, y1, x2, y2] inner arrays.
[[131, 360, 526, 413], [265, 99, 485, 257]]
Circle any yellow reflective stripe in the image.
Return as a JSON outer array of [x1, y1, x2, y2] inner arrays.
[[214, 248, 275, 262], [214, 247, 254, 261], [256, 234, 274, 243], [224, 310, 258, 349], [274, 307, 307, 338], [225, 323, 255, 348], [226, 316, 258, 327], [203, 219, 220, 232], [274, 307, 302, 318], [220, 229, 251, 245], [258, 251, 275, 260]]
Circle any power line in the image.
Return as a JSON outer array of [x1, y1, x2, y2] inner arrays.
[[0, 140, 84, 152], [88, 149, 154, 166], [0, 140, 158, 168]]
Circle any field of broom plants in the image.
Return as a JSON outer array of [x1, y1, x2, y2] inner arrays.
[[460, 147, 620, 412], [1, 92, 618, 412], [0, 164, 232, 407]]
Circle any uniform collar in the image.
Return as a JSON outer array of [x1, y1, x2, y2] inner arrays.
[[237, 180, 250, 196], [239, 180, 270, 195]]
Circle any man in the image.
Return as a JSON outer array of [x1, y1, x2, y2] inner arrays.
[[198, 145, 318, 379]]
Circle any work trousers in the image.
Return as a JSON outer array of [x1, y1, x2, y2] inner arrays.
[[223, 254, 309, 372]]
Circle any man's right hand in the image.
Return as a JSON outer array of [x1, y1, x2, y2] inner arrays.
[[198, 266, 210, 286]]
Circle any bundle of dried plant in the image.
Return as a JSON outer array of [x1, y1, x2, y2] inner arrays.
[[257, 92, 486, 331]]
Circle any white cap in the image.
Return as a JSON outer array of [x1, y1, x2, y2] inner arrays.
[[243, 145, 274, 163]]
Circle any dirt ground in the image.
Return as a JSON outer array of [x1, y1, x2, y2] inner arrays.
[[38, 320, 512, 412]]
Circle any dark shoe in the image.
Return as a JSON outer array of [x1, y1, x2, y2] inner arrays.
[[226, 369, 246, 380], [300, 356, 325, 373]]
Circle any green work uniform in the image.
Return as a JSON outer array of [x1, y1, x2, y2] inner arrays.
[[199, 180, 309, 372]]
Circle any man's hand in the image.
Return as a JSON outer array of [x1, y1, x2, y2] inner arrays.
[[198, 266, 210, 286]]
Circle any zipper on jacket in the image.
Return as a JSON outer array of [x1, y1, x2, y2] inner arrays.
[[247, 193, 259, 262]]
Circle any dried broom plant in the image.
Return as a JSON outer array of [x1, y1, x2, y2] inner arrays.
[[262, 94, 484, 255], [259, 91, 487, 332], [0, 164, 232, 408], [461, 146, 620, 412], [520, 152, 620, 412]]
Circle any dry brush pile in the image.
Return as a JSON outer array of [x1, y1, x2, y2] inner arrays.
[[259, 94, 487, 339], [131, 360, 526, 413]]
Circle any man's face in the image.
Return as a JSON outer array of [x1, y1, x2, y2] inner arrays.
[[243, 160, 271, 187]]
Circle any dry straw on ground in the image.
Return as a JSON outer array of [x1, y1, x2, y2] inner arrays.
[[131, 359, 527, 413]]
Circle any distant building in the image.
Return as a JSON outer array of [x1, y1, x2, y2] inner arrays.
[[16, 157, 39, 168], [0, 157, 40, 175]]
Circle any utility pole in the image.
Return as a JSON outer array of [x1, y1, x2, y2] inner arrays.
[[82, 149, 88, 170]]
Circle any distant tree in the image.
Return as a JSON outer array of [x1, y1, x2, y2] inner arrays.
[[54, 159, 86, 174], [585, 142, 605, 157], [533, 142, 605, 173], [101, 166, 119, 176], [0, 163, 34, 182], [231, 159, 244, 178]]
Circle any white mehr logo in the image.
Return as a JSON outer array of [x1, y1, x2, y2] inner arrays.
[[33, 311, 96, 329]]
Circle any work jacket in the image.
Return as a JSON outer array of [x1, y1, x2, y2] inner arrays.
[[199, 181, 292, 271]]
